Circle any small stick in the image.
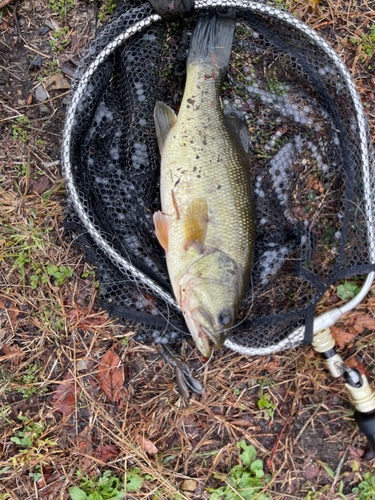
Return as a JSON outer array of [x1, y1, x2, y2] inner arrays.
[[295, 401, 324, 442], [330, 446, 348, 493], [0, 0, 15, 9], [265, 416, 290, 472], [13, 0, 23, 43]]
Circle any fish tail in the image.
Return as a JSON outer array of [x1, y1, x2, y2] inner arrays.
[[187, 10, 236, 77]]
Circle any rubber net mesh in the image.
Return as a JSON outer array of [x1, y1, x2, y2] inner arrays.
[[62, 0, 375, 354]]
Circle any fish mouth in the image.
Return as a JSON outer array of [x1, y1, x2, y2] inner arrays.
[[182, 307, 227, 357], [195, 307, 227, 348], [183, 309, 212, 358]]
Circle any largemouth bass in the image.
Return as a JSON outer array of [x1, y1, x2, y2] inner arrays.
[[153, 11, 256, 357]]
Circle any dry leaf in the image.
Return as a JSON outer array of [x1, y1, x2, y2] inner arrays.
[[77, 426, 93, 471], [68, 308, 106, 332], [345, 356, 370, 378], [348, 445, 364, 460], [304, 464, 320, 480], [44, 73, 70, 90], [94, 444, 119, 462], [52, 371, 81, 417], [29, 175, 52, 194], [229, 419, 253, 427], [135, 434, 159, 454], [330, 326, 355, 350], [352, 314, 375, 333], [97, 348, 126, 406], [0, 298, 20, 323], [2, 344, 24, 366], [180, 479, 197, 492]]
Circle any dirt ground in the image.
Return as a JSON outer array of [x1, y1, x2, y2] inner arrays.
[[1, 0, 375, 499]]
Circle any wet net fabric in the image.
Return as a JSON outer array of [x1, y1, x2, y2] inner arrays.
[[62, 0, 375, 355]]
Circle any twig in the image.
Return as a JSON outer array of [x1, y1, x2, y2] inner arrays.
[[0, 0, 14, 9], [265, 416, 290, 472], [16, 90, 69, 109], [295, 401, 325, 442], [23, 44, 52, 60], [13, 0, 23, 43], [330, 446, 349, 493]]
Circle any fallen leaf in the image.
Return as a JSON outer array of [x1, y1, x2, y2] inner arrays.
[[52, 371, 81, 417], [77, 426, 93, 471], [44, 73, 70, 90], [135, 434, 159, 454], [29, 175, 52, 194], [39, 480, 64, 498], [67, 308, 107, 331], [229, 419, 253, 427], [180, 479, 197, 492], [345, 356, 370, 378], [97, 348, 126, 406], [36, 466, 60, 488], [265, 357, 281, 372], [0, 298, 20, 323], [348, 445, 364, 460], [330, 326, 355, 350], [2, 344, 24, 366], [94, 444, 119, 462], [352, 314, 375, 333], [304, 464, 320, 480], [76, 357, 90, 371]]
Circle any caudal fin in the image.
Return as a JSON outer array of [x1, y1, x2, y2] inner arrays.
[[187, 10, 236, 76]]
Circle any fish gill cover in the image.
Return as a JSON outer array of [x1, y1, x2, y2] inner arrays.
[[62, 0, 375, 355]]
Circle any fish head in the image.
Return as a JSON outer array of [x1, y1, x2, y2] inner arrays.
[[179, 249, 242, 357]]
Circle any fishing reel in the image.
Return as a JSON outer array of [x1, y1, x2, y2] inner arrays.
[[313, 327, 375, 455]]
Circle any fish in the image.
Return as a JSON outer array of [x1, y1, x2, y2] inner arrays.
[[153, 10, 256, 357]]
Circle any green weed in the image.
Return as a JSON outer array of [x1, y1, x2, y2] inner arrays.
[[49, 0, 74, 18], [30, 262, 73, 289], [336, 281, 361, 300], [207, 441, 271, 499], [98, 0, 117, 22], [2, 363, 48, 399], [50, 27, 69, 54], [70, 469, 143, 500], [352, 473, 375, 500], [351, 25, 375, 60], [257, 393, 276, 419], [12, 116, 30, 142], [7, 416, 57, 469], [257, 379, 276, 419]]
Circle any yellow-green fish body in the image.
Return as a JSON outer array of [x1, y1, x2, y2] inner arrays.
[[154, 12, 256, 356]]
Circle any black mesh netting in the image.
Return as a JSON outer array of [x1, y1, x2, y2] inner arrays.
[[62, 0, 375, 354]]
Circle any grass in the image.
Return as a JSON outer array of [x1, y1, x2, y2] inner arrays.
[[350, 25, 375, 61]]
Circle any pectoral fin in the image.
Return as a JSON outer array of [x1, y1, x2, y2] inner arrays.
[[184, 198, 208, 250], [154, 102, 177, 154], [153, 211, 169, 252]]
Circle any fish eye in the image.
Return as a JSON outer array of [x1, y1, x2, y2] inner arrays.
[[218, 310, 232, 327]]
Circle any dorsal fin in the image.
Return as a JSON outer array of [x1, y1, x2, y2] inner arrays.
[[184, 198, 208, 250], [154, 101, 177, 154]]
